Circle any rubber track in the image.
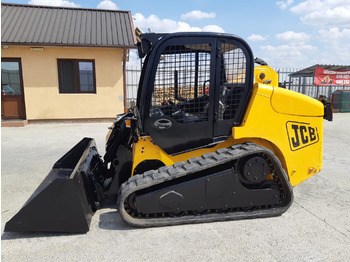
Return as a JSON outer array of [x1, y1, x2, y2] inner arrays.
[[117, 142, 293, 227]]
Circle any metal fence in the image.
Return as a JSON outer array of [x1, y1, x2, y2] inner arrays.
[[125, 66, 347, 107], [276, 68, 348, 100], [126, 65, 141, 107]]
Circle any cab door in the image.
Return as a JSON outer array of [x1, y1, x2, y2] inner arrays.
[[142, 36, 216, 154], [213, 38, 254, 138]]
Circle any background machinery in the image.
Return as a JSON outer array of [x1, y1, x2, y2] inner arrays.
[[5, 32, 332, 233]]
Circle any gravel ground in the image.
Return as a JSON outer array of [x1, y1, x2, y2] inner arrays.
[[1, 113, 350, 262]]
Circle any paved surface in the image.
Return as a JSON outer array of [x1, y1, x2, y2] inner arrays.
[[2, 114, 350, 262]]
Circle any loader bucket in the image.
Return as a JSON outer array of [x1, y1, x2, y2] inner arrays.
[[5, 138, 103, 233]]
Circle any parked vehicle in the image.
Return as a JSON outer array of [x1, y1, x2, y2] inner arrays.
[[5, 32, 332, 233]]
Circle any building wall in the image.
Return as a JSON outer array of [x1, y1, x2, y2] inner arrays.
[[2, 45, 125, 120]]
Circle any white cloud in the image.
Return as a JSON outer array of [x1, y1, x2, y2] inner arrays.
[[126, 49, 142, 68], [271, 0, 350, 66], [247, 34, 268, 41], [180, 10, 216, 20], [28, 0, 79, 7], [301, 6, 350, 27], [97, 0, 118, 10], [316, 27, 350, 65], [133, 13, 224, 33], [261, 43, 315, 54], [176, 21, 203, 32], [290, 0, 350, 27], [290, 0, 348, 14], [318, 27, 350, 40], [276, 0, 294, 10], [133, 13, 199, 32], [276, 31, 310, 43], [260, 43, 317, 67], [202, 25, 225, 33]]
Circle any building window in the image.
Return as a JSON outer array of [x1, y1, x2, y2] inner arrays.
[[57, 59, 96, 93]]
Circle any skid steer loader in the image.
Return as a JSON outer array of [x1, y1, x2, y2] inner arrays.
[[5, 32, 332, 233]]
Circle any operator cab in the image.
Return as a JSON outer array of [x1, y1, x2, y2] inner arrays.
[[136, 32, 254, 154]]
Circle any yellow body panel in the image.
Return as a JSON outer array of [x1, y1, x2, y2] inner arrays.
[[132, 136, 238, 173], [234, 83, 324, 186], [131, 67, 324, 187], [254, 66, 279, 87], [271, 87, 324, 116]]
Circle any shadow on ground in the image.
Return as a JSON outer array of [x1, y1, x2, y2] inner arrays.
[[98, 211, 134, 231]]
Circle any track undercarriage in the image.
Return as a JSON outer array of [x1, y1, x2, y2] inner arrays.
[[118, 143, 293, 227]]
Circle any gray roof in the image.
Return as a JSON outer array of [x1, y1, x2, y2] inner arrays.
[[1, 3, 136, 48], [290, 64, 350, 77]]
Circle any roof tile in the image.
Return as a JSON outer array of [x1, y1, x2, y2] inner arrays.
[[1, 3, 136, 48]]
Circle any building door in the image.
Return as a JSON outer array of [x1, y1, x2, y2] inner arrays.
[[1, 58, 26, 120]]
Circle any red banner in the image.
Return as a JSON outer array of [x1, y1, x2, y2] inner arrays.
[[314, 67, 350, 86]]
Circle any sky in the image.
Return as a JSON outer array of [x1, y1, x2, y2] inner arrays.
[[2, 0, 350, 68]]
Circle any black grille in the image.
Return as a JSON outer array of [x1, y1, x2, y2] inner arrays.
[[151, 44, 211, 123], [221, 43, 246, 120]]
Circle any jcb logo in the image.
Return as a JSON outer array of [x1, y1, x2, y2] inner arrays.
[[286, 121, 319, 151]]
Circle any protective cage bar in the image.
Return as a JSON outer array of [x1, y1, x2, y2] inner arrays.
[[151, 43, 212, 123], [150, 42, 248, 123], [219, 43, 246, 121]]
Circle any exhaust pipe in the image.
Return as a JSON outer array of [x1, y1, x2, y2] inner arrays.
[[5, 138, 103, 233]]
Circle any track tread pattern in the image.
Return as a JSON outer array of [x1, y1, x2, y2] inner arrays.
[[117, 143, 293, 227]]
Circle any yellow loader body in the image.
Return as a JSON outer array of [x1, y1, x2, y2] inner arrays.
[[132, 67, 324, 187]]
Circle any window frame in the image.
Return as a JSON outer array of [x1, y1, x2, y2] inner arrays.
[[57, 59, 96, 94]]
